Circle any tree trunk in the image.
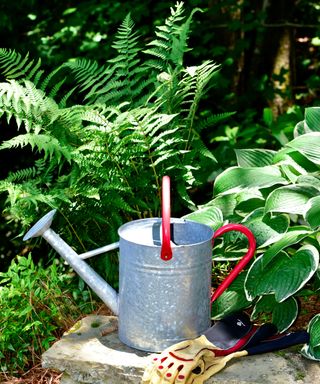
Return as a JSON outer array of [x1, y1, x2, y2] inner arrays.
[[269, 27, 292, 117]]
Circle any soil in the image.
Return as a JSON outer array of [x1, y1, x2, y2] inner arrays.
[[0, 366, 62, 384], [290, 294, 320, 331]]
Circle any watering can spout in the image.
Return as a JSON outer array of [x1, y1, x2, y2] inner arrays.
[[23, 210, 119, 315]]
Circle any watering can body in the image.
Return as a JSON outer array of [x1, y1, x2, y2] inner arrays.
[[23, 177, 256, 352], [118, 218, 213, 351]]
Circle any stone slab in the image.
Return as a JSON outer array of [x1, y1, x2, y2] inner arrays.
[[42, 315, 320, 384]]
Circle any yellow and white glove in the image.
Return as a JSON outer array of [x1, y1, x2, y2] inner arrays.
[[186, 350, 247, 384], [142, 313, 278, 384], [141, 335, 221, 384]]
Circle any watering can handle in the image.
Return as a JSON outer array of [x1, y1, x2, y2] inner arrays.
[[211, 224, 256, 303], [160, 175, 173, 261]]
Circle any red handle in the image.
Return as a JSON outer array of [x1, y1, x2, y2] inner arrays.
[[160, 176, 173, 261], [211, 224, 256, 303]]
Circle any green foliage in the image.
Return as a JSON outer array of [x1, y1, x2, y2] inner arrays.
[[0, 4, 229, 263], [0, 253, 96, 372], [189, 106, 320, 360], [301, 314, 320, 360]]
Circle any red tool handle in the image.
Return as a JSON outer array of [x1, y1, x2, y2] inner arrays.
[[160, 175, 173, 261], [211, 224, 256, 303]]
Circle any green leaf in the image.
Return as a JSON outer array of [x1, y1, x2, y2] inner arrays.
[[274, 148, 319, 173], [305, 107, 320, 131], [278, 157, 307, 183], [297, 174, 320, 190], [0, 133, 72, 163], [308, 314, 320, 348], [211, 273, 252, 319], [245, 245, 319, 302], [235, 197, 265, 217], [214, 166, 288, 195], [243, 209, 289, 248], [253, 227, 313, 270], [263, 107, 273, 127], [183, 206, 223, 230], [304, 196, 320, 228], [287, 133, 320, 165], [204, 194, 238, 218], [235, 149, 276, 168], [301, 314, 320, 361], [265, 185, 319, 215], [252, 295, 298, 332], [313, 269, 320, 292], [63, 7, 77, 16]]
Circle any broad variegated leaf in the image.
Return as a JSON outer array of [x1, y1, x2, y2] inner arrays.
[[297, 175, 320, 190], [252, 295, 298, 332], [260, 227, 313, 266], [205, 190, 262, 218], [183, 206, 223, 229], [204, 194, 237, 218], [301, 314, 320, 361], [243, 208, 289, 248], [304, 196, 320, 228], [245, 245, 319, 302], [211, 273, 252, 319], [305, 107, 320, 132], [287, 132, 320, 165], [214, 166, 288, 195], [235, 148, 276, 168], [265, 185, 319, 215]]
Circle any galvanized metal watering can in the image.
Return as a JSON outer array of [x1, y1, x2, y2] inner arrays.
[[23, 176, 256, 352]]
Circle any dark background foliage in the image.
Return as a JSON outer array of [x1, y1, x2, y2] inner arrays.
[[1, 0, 320, 263], [0, 0, 320, 264]]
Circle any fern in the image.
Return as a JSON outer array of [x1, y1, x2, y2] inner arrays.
[[0, 49, 42, 82], [6, 159, 46, 182], [0, 3, 232, 252], [62, 58, 110, 97], [63, 13, 147, 107], [0, 133, 71, 163], [143, 2, 201, 70], [0, 50, 70, 106]]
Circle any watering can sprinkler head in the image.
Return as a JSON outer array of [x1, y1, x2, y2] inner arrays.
[[23, 209, 57, 241]]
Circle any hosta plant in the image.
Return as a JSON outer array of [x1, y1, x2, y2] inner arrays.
[[185, 106, 320, 360]]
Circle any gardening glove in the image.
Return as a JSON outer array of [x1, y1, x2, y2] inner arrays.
[[141, 334, 220, 384], [184, 322, 278, 384], [141, 312, 277, 384], [188, 330, 310, 384], [243, 330, 310, 355]]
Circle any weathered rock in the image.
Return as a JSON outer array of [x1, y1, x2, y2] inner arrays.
[[42, 315, 320, 384]]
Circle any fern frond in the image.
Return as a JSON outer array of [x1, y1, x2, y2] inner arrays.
[[64, 13, 144, 107], [0, 80, 61, 132], [81, 108, 113, 130], [141, 112, 177, 136], [6, 157, 47, 183], [58, 86, 78, 108], [63, 59, 110, 97], [7, 167, 38, 182], [196, 112, 236, 132], [0, 49, 42, 82], [191, 138, 217, 162], [109, 13, 140, 59], [170, 8, 202, 66], [0, 133, 72, 163], [143, 2, 200, 69]]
